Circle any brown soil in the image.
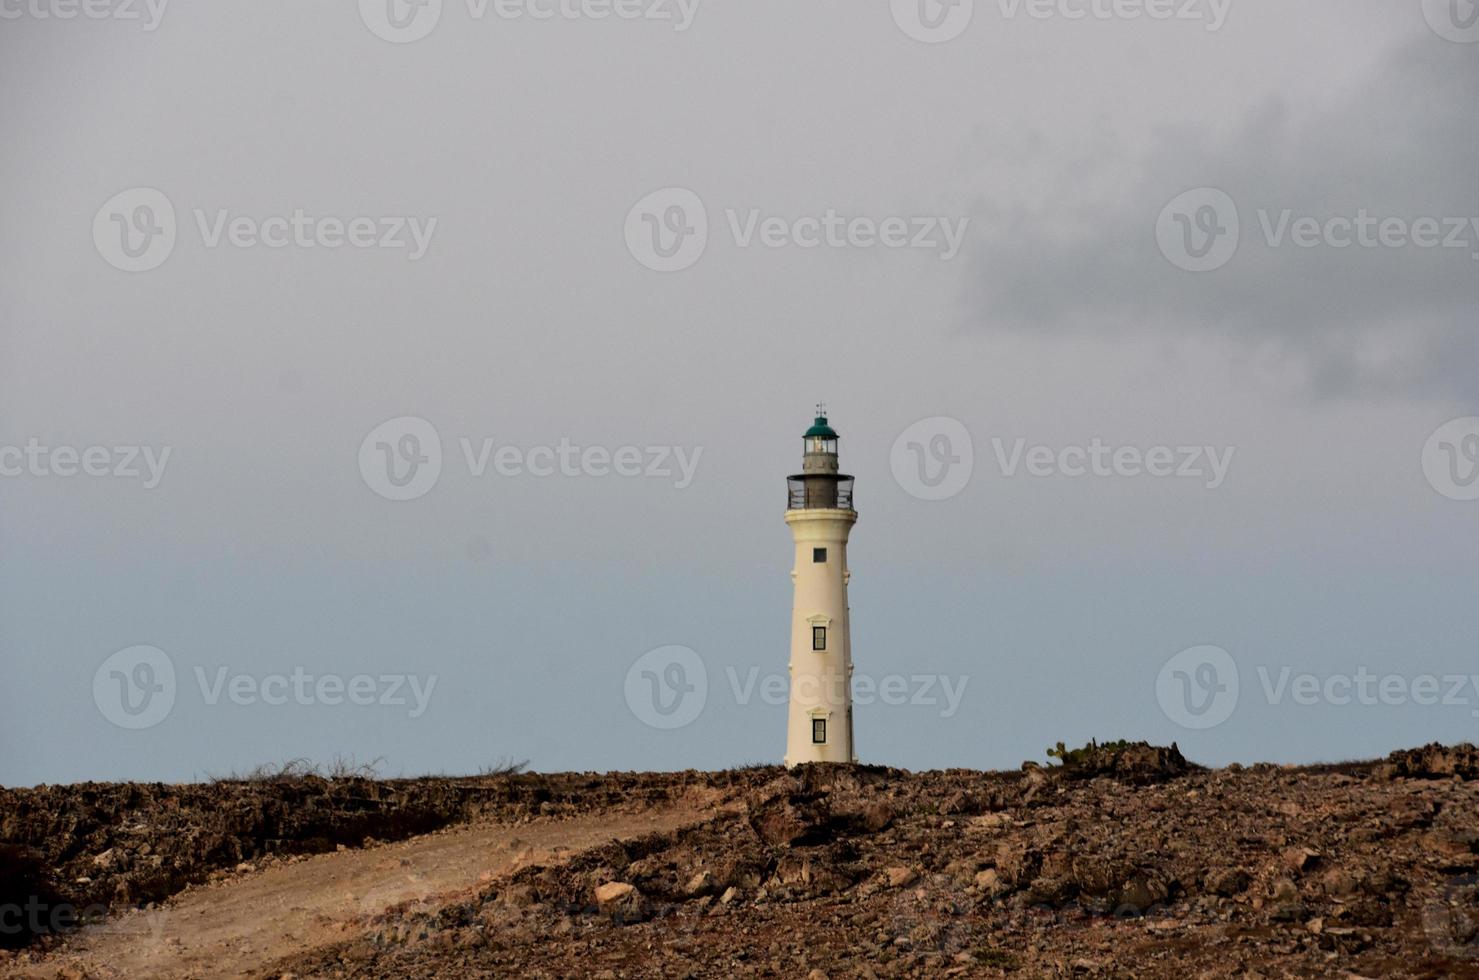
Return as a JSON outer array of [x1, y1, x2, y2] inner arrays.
[[0, 769, 740, 944], [8, 746, 1479, 978], [4, 800, 717, 979]]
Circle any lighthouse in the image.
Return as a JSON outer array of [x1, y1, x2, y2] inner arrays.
[[784, 407, 858, 767]]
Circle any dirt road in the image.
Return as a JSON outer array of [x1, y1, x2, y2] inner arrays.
[[14, 803, 714, 979]]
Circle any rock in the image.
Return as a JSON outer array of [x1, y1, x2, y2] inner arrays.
[[1385, 743, 1479, 780], [594, 881, 636, 904], [593, 881, 647, 922], [970, 813, 1012, 832], [858, 801, 895, 833], [749, 797, 820, 847], [1269, 901, 1306, 923], [500, 884, 536, 908], [1282, 847, 1321, 875], [974, 868, 1003, 894], [1270, 878, 1299, 903], [1206, 868, 1251, 897], [1115, 876, 1169, 914], [1319, 868, 1360, 898], [883, 866, 918, 889], [995, 842, 1042, 887]]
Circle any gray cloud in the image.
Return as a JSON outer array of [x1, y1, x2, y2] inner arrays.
[[961, 38, 1479, 401]]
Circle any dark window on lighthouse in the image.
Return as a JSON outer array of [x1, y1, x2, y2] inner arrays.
[[813, 547, 827, 563], [812, 718, 827, 744], [812, 626, 827, 651]]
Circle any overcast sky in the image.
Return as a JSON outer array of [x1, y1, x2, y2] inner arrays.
[[2, 0, 1477, 785]]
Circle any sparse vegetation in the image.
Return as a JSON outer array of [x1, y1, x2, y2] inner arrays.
[[1046, 738, 1135, 769], [207, 755, 386, 783], [1040, 739, 1195, 783], [476, 758, 530, 777]]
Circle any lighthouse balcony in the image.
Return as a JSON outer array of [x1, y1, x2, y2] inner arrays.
[[787, 475, 854, 511]]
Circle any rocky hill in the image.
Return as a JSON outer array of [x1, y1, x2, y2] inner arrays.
[[6, 745, 1479, 978]]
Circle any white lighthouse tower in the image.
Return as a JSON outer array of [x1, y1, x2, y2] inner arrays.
[[784, 407, 858, 767]]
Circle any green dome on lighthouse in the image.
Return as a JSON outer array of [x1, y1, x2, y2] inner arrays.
[[804, 412, 838, 440]]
